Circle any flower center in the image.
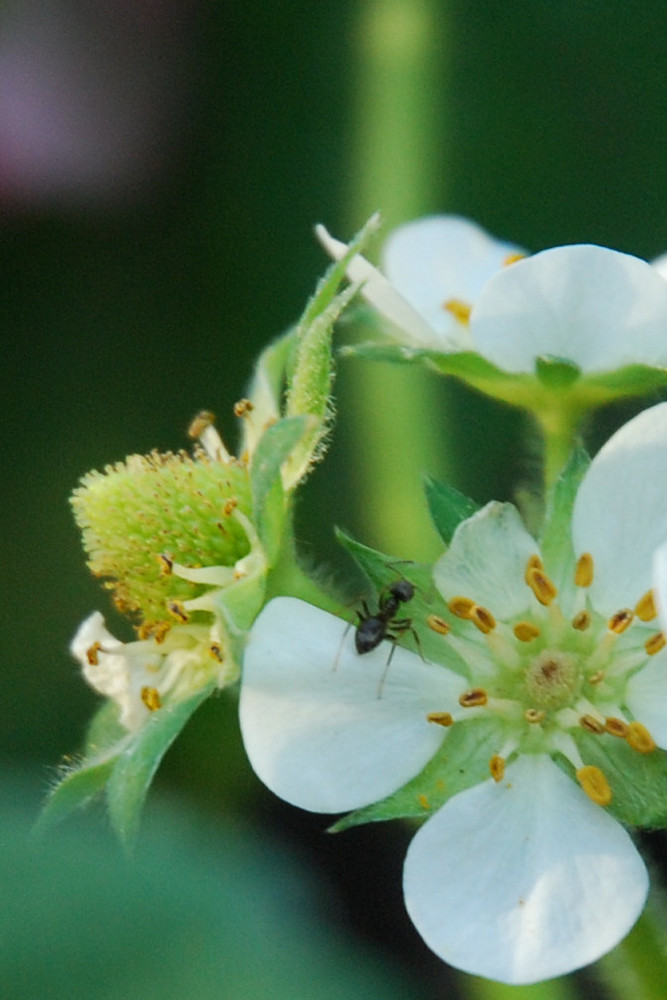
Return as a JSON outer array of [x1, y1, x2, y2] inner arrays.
[[524, 649, 579, 709], [428, 551, 662, 806]]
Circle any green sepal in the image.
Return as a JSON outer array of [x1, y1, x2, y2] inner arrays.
[[35, 746, 125, 835], [583, 363, 667, 399], [536, 355, 581, 389], [106, 682, 215, 848], [250, 414, 311, 563], [570, 731, 667, 829], [540, 444, 590, 591], [330, 717, 505, 831], [423, 474, 480, 545]]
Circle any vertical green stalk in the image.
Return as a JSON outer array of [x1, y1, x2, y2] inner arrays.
[[343, 0, 452, 561], [463, 974, 576, 1000]]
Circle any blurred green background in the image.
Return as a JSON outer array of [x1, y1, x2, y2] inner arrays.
[[3, 1, 667, 997]]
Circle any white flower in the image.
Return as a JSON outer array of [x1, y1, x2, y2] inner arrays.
[[71, 610, 233, 732], [317, 215, 667, 375], [239, 402, 667, 984]]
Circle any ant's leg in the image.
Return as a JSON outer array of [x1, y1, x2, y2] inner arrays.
[[332, 619, 353, 672], [376, 639, 399, 698]]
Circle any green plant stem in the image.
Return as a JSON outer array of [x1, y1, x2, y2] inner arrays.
[[342, 0, 452, 561], [266, 518, 348, 617], [537, 407, 582, 500]]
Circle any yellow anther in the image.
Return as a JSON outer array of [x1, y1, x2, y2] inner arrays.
[[645, 631, 666, 656], [426, 711, 453, 727], [576, 765, 612, 806], [187, 410, 216, 439], [490, 755, 505, 782], [459, 688, 488, 708], [86, 642, 102, 667], [233, 397, 255, 417], [443, 298, 472, 324], [470, 605, 496, 634], [448, 596, 476, 619], [524, 708, 546, 724], [209, 643, 224, 662], [426, 614, 450, 635], [635, 590, 657, 622], [608, 609, 634, 634], [158, 553, 174, 576], [141, 686, 162, 711], [167, 600, 190, 624], [223, 497, 239, 516], [579, 714, 605, 734], [525, 566, 558, 606], [524, 554, 544, 581], [151, 622, 171, 644], [571, 610, 591, 631], [626, 721, 656, 754], [605, 716, 630, 738], [574, 552, 594, 588], [419, 794, 430, 810], [503, 252, 525, 267], [513, 621, 540, 642], [587, 669, 604, 685]]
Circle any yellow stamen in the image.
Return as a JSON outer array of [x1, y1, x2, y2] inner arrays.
[[426, 711, 453, 727], [645, 631, 666, 656], [489, 755, 505, 782], [141, 686, 162, 711], [627, 721, 656, 754], [86, 642, 102, 667], [459, 688, 488, 708], [525, 565, 558, 606], [572, 610, 591, 631], [503, 252, 525, 267], [513, 621, 540, 642], [233, 397, 255, 417], [158, 553, 174, 576], [524, 554, 544, 581], [605, 716, 630, 738], [209, 643, 224, 662], [470, 605, 496, 634], [580, 714, 604, 734], [223, 497, 238, 516], [187, 410, 216, 439], [448, 596, 475, 619], [167, 600, 190, 624], [576, 765, 612, 806], [574, 552, 594, 587], [443, 298, 471, 324], [635, 589, 657, 622], [608, 609, 634, 634], [419, 794, 430, 810], [524, 708, 546, 723], [587, 669, 604, 685], [426, 614, 450, 635]]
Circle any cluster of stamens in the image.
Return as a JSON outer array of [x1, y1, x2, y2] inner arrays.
[[426, 551, 661, 806]]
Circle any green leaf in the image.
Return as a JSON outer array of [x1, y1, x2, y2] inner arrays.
[[571, 731, 667, 828], [106, 682, 215, 848], [35, 744, 126, 835], [423, 474, 480, 544], [331, 717, 504, 830], [250, 414, 310, 562]]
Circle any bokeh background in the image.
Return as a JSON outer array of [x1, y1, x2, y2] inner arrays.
[[4, 2, 667, 998]]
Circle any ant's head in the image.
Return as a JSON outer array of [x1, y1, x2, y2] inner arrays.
[[388, 579, 415, 603]]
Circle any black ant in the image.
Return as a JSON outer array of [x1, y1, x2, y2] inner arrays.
[[354, 578, 419, 655]]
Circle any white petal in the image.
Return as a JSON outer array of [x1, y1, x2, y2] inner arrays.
[[625, 648, 667, 749], [434, 502, 538, 619], [381, 216, 523, 348], [403, 754, 647, 985], [239, 597, 467, 813], [572, 403, 667, 614], [315, 224, 437, 348], [471, 244, 667, 374]]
